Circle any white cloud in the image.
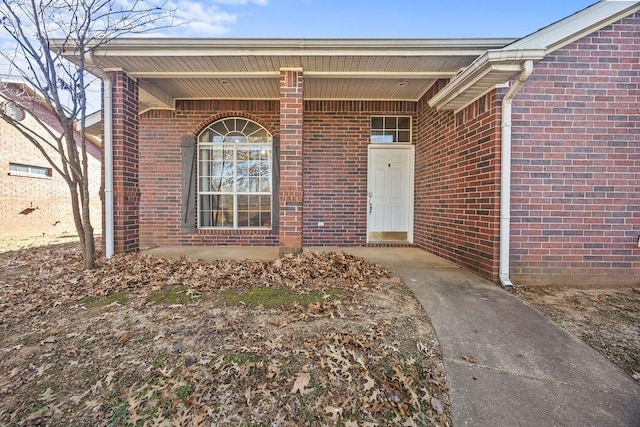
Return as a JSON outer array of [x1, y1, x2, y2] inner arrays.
[[154, 0, 268, 38], [211, 0, 268, 5], [148, 0, 246, 37]]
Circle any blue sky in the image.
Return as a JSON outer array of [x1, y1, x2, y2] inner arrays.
[[164, 0, 598, 39], [0, 0, 599, 111]]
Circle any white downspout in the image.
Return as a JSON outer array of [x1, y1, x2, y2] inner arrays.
[[102, 75, 114, 258], [500, 59, 533, 290], [84, 50, 114, 258], [86, 52, 114, 258]]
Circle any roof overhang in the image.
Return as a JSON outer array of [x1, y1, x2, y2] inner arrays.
[[51, 1, 640, 114], [429, 0, 640, 111], [75, 109, 102, 146], [1, 79, 103, 147], [427, 48, 546, 111], [52, 38, 514, 111]]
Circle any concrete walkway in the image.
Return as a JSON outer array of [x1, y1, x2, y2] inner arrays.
[[366, 247, 640, 427], [145, 246, 640, 426]]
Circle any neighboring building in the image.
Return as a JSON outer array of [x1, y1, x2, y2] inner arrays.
[[0, 82, 102, 240], [55, 0, 639, 286]]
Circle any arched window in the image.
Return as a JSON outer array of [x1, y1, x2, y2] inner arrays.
[[198, 118, 273, 229]]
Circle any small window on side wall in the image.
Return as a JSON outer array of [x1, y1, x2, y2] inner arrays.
[[370, 116, 411, 143], [8, 163, 52, 178]]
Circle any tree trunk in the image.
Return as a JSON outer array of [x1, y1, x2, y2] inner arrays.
[[67, 178, 95, 269]]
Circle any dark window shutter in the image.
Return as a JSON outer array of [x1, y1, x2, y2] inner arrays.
[[272, 136, 279, 234], [181, 136, 196, 233]]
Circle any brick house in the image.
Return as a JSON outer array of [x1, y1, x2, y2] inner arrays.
[[55, 0, 639, 287], [0, 82, 102, 240]]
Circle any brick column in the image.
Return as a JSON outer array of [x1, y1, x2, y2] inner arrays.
[[110, 71, 140, 253], [279, 68, 304, 255]]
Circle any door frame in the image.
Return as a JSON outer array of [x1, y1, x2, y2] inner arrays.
[[366, 144, 415, 243]]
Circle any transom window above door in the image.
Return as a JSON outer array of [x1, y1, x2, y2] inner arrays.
[[197, 118, 273, 229], [370, 116, 412, 143]]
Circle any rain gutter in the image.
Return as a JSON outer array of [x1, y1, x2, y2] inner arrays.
[[499, 59, 533, 290], [86, 53, 114, 258]]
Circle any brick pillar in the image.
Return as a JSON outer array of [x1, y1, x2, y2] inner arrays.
[[110, 71, 140, 253], [279, 68, 304, 255]]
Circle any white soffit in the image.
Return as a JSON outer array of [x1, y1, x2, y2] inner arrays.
[[52, 38, 514, 109]]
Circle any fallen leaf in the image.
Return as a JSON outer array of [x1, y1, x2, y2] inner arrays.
[[431, 397, 444, 414], [70, 389, 89, 403], [324, 406, 343, 421], [245, 386, 253, 405], [363, 374, 375, 391], [291, 372, 311, 395], [41, 336, 57, 345], [119, 331, 130, 344], [462, 354, 476, 364], [40, 387, 56, 402]]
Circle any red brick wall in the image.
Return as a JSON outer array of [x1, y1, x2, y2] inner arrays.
[[415, 82, 502, 281], [279, 69, 304, 254], [303, 100, 416, 246], [111, 72, 140, 252], [509, 12, 640, 286], [138, 101, 280, 247], [138, 98, 415, 249]]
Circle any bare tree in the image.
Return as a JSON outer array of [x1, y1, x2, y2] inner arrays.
[[0, 0, 173, 269]]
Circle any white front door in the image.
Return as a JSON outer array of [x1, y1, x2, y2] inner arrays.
[[367, 145, 414, 242]]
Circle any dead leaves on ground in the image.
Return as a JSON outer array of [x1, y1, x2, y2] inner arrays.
[[515, 286, 640, 381], [0, 242, 450, 425], [0, 243, 393, 321]]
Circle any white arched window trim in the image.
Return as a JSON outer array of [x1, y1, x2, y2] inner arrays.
[[197, 117, 273, 229]]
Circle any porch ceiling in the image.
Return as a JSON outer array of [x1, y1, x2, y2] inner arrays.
[[53, 38, 515, 111]]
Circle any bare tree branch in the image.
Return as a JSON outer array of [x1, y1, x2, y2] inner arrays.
[[0, 0, 174, 269]]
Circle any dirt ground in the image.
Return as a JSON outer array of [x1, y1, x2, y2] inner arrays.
[[515, 285, 640, 381], [0, 234, 81, 253], [1, 237, 638, 425], [0, 239, 450, 426]]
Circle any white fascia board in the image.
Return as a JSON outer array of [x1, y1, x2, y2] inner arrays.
[[428, 48, 545, 109], [94, 37, 515, 51], [506, 1, 640, 54], [51, 38, 515, 59]]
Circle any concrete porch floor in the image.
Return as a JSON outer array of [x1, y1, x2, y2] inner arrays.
[[142, 245, 639, 426], [143, 245, 457, 267]]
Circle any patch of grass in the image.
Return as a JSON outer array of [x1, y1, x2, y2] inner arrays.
[[80, 291, 131, 308], [146, 287, 195, 305], [222, 287, 342, 309], [152, 354, 169, 369], [226, 352, 255, 366], [107, 402, 128, 427], [176, 384, 195, 401], [30, 401, 45, 413]]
